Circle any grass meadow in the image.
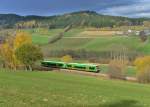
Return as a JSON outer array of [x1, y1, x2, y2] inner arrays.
[[0, 28, 149, 107], [0, 70, 150, 107], [25, 28, 150, 54]]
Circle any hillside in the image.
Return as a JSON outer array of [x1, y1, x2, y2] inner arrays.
[[0, 11, 148, 28], [0, 70, 150, 107], [24, 28, 150, 62]]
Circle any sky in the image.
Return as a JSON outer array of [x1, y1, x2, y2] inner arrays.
[[0, 0, 150, 18]]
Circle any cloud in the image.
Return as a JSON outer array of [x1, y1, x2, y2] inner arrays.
[[99, 0, 150, 17]]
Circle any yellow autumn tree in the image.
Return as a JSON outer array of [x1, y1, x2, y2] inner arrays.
[[0, 43, 18, 70], [134, 56, 150, 83], [61, 55, 73, 62], [14, 31, 32, 49], [0, 31, 32, 70]]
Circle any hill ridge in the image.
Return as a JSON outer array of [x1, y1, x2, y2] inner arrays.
[[0, 10, 149, 28]]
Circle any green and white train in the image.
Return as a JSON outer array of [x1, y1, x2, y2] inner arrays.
[[41, 61, 100, 73]]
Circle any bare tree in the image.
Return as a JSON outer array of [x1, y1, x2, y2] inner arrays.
[[139, 31, 147, 42]]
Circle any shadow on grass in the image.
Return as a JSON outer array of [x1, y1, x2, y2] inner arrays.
[[99, 100, 142, 107]]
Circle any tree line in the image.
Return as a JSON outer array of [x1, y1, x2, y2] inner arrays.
[[0, 11, 148, 29]]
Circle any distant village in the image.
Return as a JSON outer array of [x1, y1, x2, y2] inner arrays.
[[116, 29, 150, 36]]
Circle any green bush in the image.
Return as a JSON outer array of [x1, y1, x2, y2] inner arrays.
[[15, 43, 43, 71]]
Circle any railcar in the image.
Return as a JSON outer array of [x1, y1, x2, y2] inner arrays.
[[41, 61, 100, 73], [41, 61, 66, 69], [66, 63, 100, 72]]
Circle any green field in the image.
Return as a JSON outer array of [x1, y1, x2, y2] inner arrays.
[[0, 70, 149, 107], [47, 36, 150, 54], [26, 28, 150, 54], [24, 28, 84, 45], [24, 29, 64, 45]]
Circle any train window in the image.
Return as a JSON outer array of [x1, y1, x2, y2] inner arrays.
[[49, 63, 57, 67], [75, 66, 86, 69], [57, 63, 64, 67], [67, 65, 72, 67], [89, 67, 95, 70]]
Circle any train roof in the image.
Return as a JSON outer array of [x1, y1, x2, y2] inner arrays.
[[42, 60, 99, 66], [42, 60, 65, 63], [66, 63, 99, 66]]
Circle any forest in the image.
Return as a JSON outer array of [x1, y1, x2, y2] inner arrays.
[[0, 11, 148, 29]]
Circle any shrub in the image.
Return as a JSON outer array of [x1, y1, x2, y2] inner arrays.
[[139, 31, 148, 42], [61, 55, 73, 62], [137, 70, 150, 83], [15, 43, 43, 71], [134, 56, 150, 83], [108, 60, 127, 80]]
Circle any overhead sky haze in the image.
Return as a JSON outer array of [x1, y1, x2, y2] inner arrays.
[[0, 0, 150, 17]]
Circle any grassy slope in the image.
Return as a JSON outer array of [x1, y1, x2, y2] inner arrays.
[[24, 28, 84, 45], [24, 28, 150, 54], [24, 29, 64, 45], [0, 70, 149, 107], [30, 28, 150, 54], [46, 36, 150, 54]]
